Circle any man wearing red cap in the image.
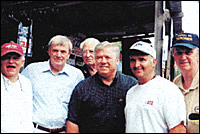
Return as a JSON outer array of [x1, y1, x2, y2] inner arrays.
[[1, 42, 33, 132]]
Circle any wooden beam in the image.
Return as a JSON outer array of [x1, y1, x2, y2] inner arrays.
[[154, 1, 163, 76]]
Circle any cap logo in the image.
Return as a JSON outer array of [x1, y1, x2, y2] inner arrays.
[[134, 43, 153, 47], [147, 100, 153, 105], [5, 44, 18, 49], [194, 106, 199, 113], [176, 34, 193, 41], [135, 43, 143, 46]]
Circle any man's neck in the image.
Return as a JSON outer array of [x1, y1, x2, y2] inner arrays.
[[181, 68, 198, 89], [50, 64, 64, 75], [2, 73, 19, 83], [99, 71, 117, 86], [138, 73, 156, 85], [87, 64, 95, 70], [87, 64, 97, 75]]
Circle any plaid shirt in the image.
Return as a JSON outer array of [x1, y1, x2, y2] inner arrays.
[[67, 72, 137, 133]]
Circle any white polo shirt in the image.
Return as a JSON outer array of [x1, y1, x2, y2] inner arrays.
[[125, 76, 186, 133], [1, 73, 33, 133]]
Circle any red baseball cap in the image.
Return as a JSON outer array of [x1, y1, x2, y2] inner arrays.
[[1, 41, 24, 57]]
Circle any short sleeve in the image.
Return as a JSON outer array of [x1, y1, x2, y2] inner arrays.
[[163, 84, 186, 130]]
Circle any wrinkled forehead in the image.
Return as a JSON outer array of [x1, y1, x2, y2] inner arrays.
[[95, 47, 115, 56], [1, 52, 22, 61], [173, 46, 192, 51], [2, 52, 21, 57], [82, 43, 96, 50], [50, 43, 69, 49]]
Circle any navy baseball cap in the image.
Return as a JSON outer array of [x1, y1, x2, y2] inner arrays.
[[172, 33, 199, 49]]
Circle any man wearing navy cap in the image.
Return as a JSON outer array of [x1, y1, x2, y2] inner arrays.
[[172, 33, 199, 133]]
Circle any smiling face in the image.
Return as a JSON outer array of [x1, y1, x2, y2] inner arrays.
[[48, 43, 71, 73], [95, 46, 119, 78], [81, 43, 96, 66], [1, 52, 24, 80], [173, 47, 199, 72], [129, 53, 157, 84]]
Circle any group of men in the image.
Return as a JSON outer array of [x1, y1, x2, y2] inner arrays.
[[1, 32, 199, 133]]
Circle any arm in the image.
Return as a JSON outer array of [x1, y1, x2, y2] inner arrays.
[[169, 122, 186, 133], [66, 120, 79, 133], [164, 85, 187, 133]]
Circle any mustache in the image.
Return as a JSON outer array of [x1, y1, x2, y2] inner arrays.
[[133, 66, 143, 70]]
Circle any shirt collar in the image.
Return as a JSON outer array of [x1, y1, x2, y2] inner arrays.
[[1, 73, 19, 83], [186, 70, 199, 89], [94, 71, 119, 87], [179, 70, 199, 94], [41, 60, 69, 76]]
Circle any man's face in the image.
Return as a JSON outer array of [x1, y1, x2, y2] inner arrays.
[[173, 47, 199, 72], [95, 46, 119, 78], [81, 43, 96, 66], [129, 55, 156, 80], [1, 52, 24, 78], [48, 43, 71, 70]]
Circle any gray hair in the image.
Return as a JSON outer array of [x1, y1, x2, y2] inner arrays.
[[94, 41, 120, 59], [48, 35, 73, 51], [21, 55, 25, 61], [80, 38, 100, 50], [149, 55, 154, 63], [197, 48, 199, 56]]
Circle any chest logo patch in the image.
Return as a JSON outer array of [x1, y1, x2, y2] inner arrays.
[[147, 101, 153, 105], [194, 106, 199, 113]]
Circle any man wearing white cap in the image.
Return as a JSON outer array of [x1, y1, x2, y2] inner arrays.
[[125, 41, 187, 133], [1, 42, 33, 132]]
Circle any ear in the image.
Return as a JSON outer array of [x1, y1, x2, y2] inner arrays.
[[21, 60, 25, 68], [116, 57, 120, 66], [48, 48, 51, 56], [152, 59, 157, 67], [66, 50, 72, 59], [68, 50, 72, 55]]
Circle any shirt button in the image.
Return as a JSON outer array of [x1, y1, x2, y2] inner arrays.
[[107, 113, 110, 116]]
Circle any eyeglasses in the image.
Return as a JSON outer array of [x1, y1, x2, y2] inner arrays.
[[82, 50, 94, 55], [174, 49, 192, 56], [1, 54, 21, 61]]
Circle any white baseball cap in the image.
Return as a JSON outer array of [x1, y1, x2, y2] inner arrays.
[[129, 41, 156, 59]]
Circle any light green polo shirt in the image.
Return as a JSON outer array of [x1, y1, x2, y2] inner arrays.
[[173, 71, 199, 133]]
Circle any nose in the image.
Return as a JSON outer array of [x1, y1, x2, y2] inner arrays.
[[85, 51, 90, 57], [100, 57, 107, 64], [180, 53, 187, 60], [56, 51, 61, 57], [8, 57, 15, 63], [135, 60, 140, 68]]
